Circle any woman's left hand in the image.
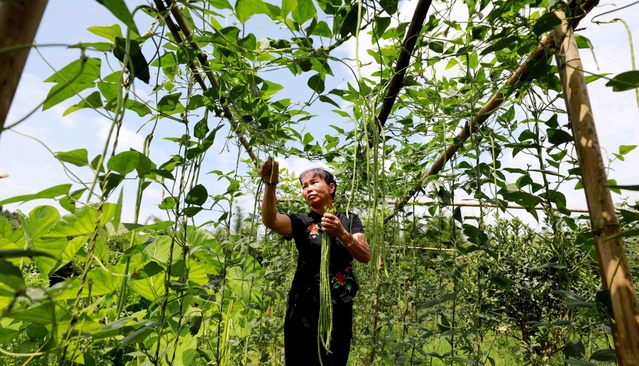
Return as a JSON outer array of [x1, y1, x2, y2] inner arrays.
[[321, 213, 346, 237]]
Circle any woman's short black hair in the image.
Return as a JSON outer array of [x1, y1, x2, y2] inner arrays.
[[298, 166, 337, 199]]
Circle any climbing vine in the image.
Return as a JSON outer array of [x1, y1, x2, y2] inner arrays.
[[1, 0, 639, 365]]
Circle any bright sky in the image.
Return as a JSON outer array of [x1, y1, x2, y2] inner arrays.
[[1, 0, 638, 227]]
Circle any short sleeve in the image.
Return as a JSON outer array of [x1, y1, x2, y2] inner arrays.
[[343, 212, 363, 235]]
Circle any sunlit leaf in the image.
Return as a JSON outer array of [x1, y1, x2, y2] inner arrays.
[[43, 58, 102, 110], [88, 24, 123, 42], [63, 91, 103, 115], [55, 149, 89, 167], [107, 150, 155, 176], [235, 0, 270, 23], [0, 184, 72, 206], [95, 0, 139, 34], [292, 0, 316, 25], [606, 71, 639, 92], [129, 273, 166, 301]]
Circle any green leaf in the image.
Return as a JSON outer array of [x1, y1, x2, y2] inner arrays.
[[183, 207, 203, 217], [129, 273, 166, 300], [292, 0, 316, 25], [48, 205, 99, 237], [95, 0, 139, 34], [574, 34, 593, 49], [88, 24, 123, 42], [619, 145, 637, 155], [563, 340, 585, 359], [43, 58, 102, 110], [157, 93, 184, 114], [63, 91, 103, 115], [235, 0, 270, 23], [314, 21, 332, 37], [379, 0, 399, 14], [185, 184, 208, 206], [589, 349, 616, 362], [547, 128, 573, 145], [608, 184, 639, 191], [159, 196, 176, 210], [302, 132, 314, 145], [532, 12, 561, 35], [107, 150, 155, 176], [121, 323, 157, 345], [113, 37, 150, 84], [0, 259, 25, 292], [606, 71, 639, 92], [307, 73, 325, 93], [0, 184, 72, 206], [0, 249, 54, 259], [55, 149, 89, 167], [5, 302, 57, 324], [605, 228, 639, 241], [208, 0, 232, 10]]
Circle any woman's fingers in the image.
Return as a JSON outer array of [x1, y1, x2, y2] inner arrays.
[[259, 157, 278, 178], [321, 213, 343, 234]]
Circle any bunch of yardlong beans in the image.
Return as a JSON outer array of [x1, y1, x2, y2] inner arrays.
[[318, 207, 335, 357]]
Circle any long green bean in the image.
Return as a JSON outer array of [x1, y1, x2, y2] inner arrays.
[[318, 207, 335, 358]]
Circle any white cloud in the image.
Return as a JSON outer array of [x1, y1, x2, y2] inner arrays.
[[94, 116, 145, 153]]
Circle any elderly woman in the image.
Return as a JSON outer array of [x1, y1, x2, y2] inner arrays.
[[259, 157, 371, 366]]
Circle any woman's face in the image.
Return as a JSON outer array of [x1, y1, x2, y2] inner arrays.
[[300, 172, 334, 209]]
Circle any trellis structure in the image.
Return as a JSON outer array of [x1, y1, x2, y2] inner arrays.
[[1, 0, 638, 364]]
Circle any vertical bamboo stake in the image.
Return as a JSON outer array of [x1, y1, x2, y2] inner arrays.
[[553, 9, 639, 365], [0, 0, 49, 135]]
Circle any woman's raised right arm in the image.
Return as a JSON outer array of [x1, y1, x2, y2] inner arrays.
[[260, 157, 292, 237]]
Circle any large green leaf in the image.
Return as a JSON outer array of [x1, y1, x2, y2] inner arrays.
[[0, 184, 72, 206], [0, 259, 25, 292], [185, 184, 208, 206], [48, 205, 99, 237], [129, 272, 166, 301], [19, 206, 68, 276], [235, 0, 271, 23], [55, 149, 89, 167], [88, 24, 124, 42], [606, 70, 639, 92], [43, 58, 102, 110], [107, 150, 155, 176], [5, 302, 57, 324], [113, 37, 150, 84], [292, 0, 316, 25], [175, 334, 198, 366], [63, 91, 103, 115], [532, 12, 561, 35], [144, 236, 181, 264], [87, 265, 125, 296]]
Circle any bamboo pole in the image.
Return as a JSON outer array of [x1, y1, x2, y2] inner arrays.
[[376, 0, 433, 130], [152, 0, 259, 168], [553, 8, 639, 365], [0, 0, 49, 136]]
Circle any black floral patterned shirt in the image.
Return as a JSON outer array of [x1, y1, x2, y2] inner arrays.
[[286, 210, 363, 305]]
